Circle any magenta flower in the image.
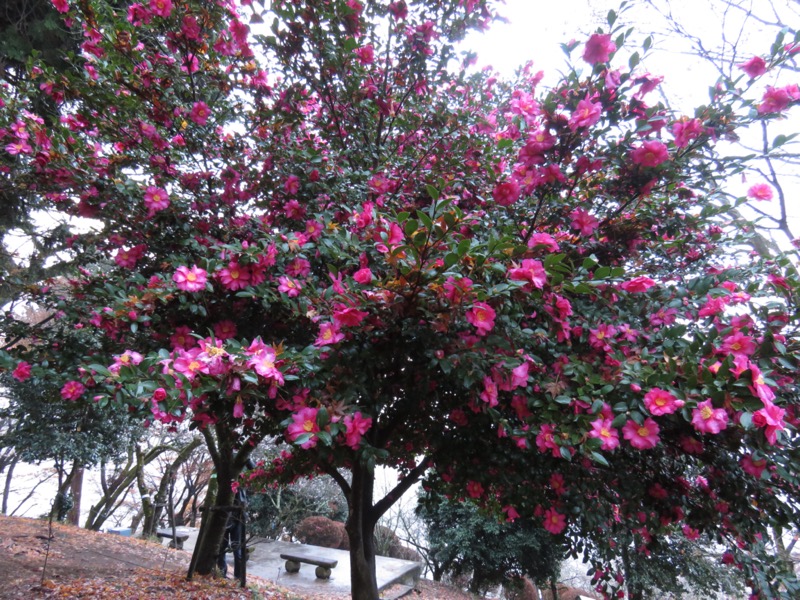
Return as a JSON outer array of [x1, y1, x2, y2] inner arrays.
[[492, 180, 521, 207], [170, 325, 196, 349], [212, 320, 237, 340], [277, 276, 302, 297], [143, 186, 169, 215], [502, 505, 520, 522], [569, 208, 599, 237], [507, 258, 546, 289], [691, 400, 728, 434], [344, 411, 373, 448], [758, 85, 800, 114], [217, 261, 251, 291], [466, 481, 484, 499], [149, 0, 172, 18], [738, 56, 767, 78], [315, 322, 344, 347], [172, 347, 207, 380], [12, 361, 32, 382], [753, 400, 785, 445], [479, 376, 498, 407], [189, 101, 210, 125], [287, 407, 319, 449], [749, 365, 776, 404], [173, 265, 207, 292], [720, 331, 756, 358], [643, 388, 684, 416], [542, 507, 567, 534], [740, 454, 767, 478], [333, 305, 369, 327], [233, 397, 245, 419], [672, 118, 705, 148], [631, 140, 669, 167], [465, 302, 496, 336], [583, 33, 616, 65], [622, 418, 660, 449], [619, 276, 656, 293], [569, 98, 602, 130], [588, 418, 619, 451], [526, 232, 559, 251], [353, 268, 373, 284], [52, 0, 69, 13], [61, 380, 86, 401], [747, 183, 773, 201]]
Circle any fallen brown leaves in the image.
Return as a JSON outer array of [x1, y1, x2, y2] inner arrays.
[[34, 571, 301, 600]]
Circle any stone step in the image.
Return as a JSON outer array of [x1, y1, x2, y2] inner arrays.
[[380, 584, 414, 600]]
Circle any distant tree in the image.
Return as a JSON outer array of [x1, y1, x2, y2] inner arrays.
[[418, 492, 562, 595]]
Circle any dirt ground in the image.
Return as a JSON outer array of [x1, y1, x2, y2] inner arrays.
[[0, 515, 483, 600]]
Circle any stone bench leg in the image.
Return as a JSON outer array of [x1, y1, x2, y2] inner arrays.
[[315, 566, 332, 579], [285, 559, 301, 573]]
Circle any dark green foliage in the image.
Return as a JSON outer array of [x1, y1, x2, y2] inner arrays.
[[418, 492, 562, 595]]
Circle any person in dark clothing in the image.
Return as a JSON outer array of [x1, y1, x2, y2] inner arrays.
[[216, 460, 257, 579]]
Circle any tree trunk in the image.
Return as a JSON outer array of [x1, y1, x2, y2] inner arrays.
[[189, 421, 251, 577], [346, 461, 379, 600], [50, 458, 77, 522], [67, 466, 83, 526], [2, 456, 18, 515]]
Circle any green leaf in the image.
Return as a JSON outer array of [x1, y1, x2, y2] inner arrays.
[[559, 446, 573, 461], [590, 451, 609, 467], [425, 184, 440, 202], [404, 219, 418, 237]]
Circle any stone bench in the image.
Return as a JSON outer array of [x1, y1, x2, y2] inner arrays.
[[280, 552, 338, 579], [156, 528, 190, 550]]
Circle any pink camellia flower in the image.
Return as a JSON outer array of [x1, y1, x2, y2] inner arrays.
[[353, 268, 373, 284], [170, 325, 196, 349], [12, 361, 32, 382], [720, 331, 756, 358], [569, 208, 599, 237], [479, 376, 499, 407], [465, 302, 496, 336], [747, 183, 773, 201], [672, 118, 705, 148], [287, 407, 319, 449], [110, 349, 144, 373], [620, 276, 656, 293], [527, 232, 559, 251], [492, 180, 520, 206], [355, 45, 374, 64], [738, 56, 767, 78], [52, 0, 70, 13], [61, 380, 86, 401], [217, 261, 251, 291], [149, 0, 173, 18], [233, 397, 245, 419], [588, 418, 620, 451], [583, 33, 616, 65], [503, 505, 520, 522], [536, 424, 560, 457], [189, 101, 210, 125], [143, 186, 169, 215], [507, 258, 547, 289], [542, 507, 567, 534], [753, 399, 785, 445], [740, 454, 767, 479], [691, 399, 728, 434], [569, 98, 602, 130], [749, 365, 776, 404], [277, 276, 302, 297], [344, 411, 373, 448], [757, 85, 800, 114], [622, 418, 660, 449], [644, 388, 685, 416], [213, 320, 237, 340], [315, 322, 344, 347], [631, 140, 669, 167], [333, 305, 369, 327], [466, 480, 484, 499], [173, 265, 207, 292]]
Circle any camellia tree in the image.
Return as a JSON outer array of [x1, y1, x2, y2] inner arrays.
[[1, 0, 800, 598]]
